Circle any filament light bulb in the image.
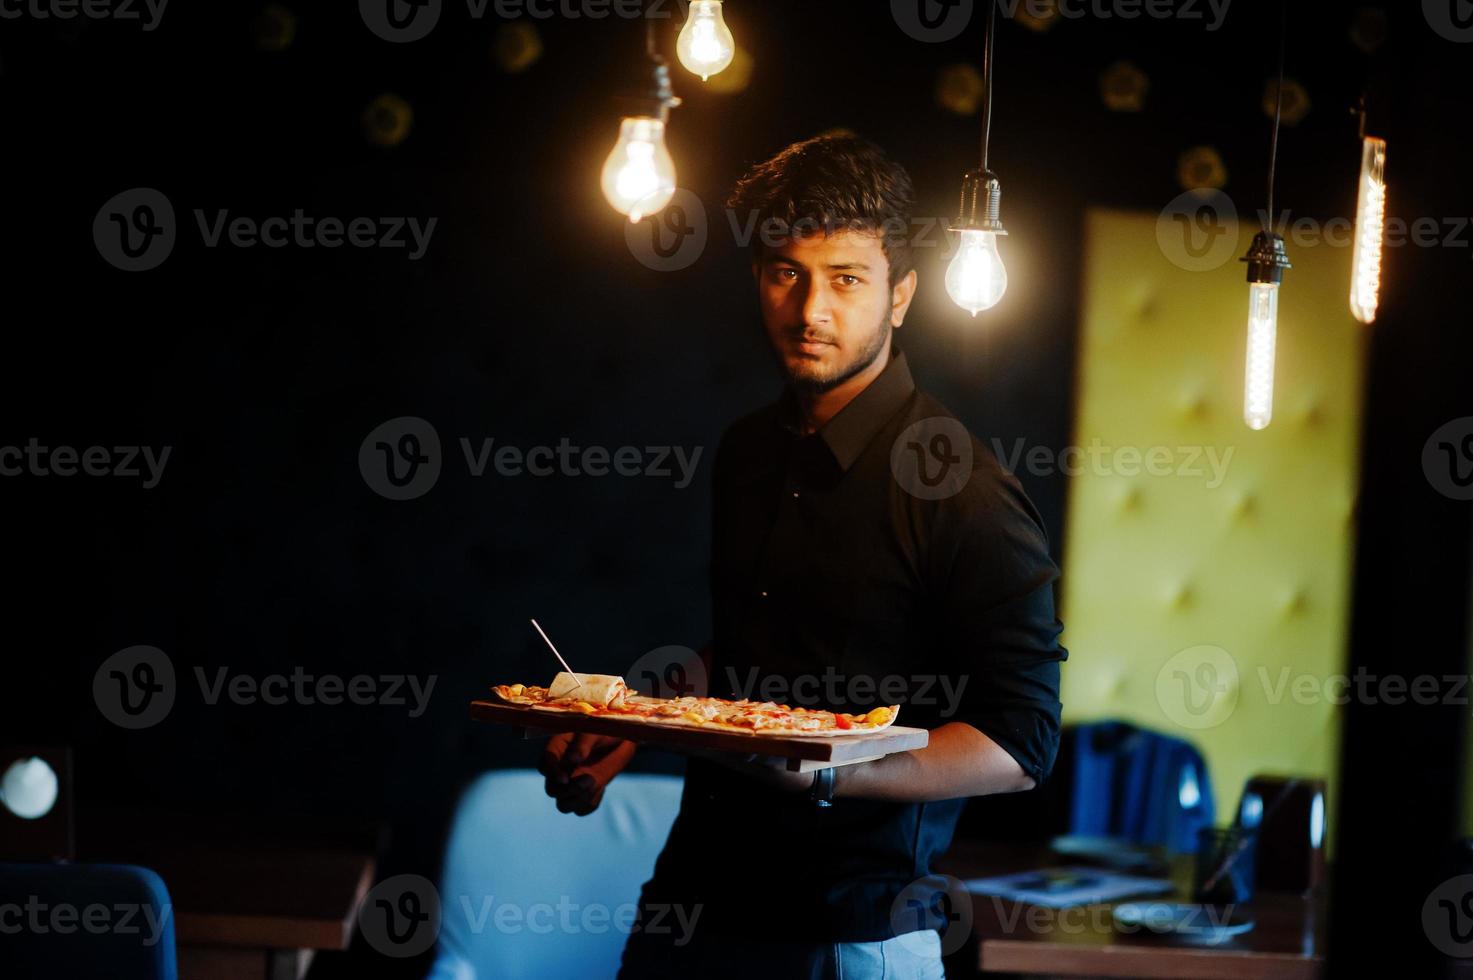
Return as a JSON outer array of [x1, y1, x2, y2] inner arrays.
[[1239, 231, 1291, 431], [676, 1, 735, 81], [601, 116, 676, 223], [1349, 136, 1387, 324], [946, 229, 1008, 316], [1244, 282, 1278, 430]]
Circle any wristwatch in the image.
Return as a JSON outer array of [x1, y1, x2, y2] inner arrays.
[[809, 766, 836, 807]]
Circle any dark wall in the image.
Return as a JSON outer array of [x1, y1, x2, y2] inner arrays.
[[0, 2, 1468, 976]]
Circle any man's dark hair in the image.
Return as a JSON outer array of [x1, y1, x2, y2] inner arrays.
[[727, 133, 916, 288]]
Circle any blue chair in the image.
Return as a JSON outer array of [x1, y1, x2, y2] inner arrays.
[[1068, 721, 1215, 854], [428, 769, 683, 980], [0, 862, 178, 979]]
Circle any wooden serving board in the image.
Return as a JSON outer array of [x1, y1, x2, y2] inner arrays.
[[469, 700, 930, 772]]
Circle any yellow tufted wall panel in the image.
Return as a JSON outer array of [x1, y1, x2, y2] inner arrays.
[[1060, 208, 1366, 852]]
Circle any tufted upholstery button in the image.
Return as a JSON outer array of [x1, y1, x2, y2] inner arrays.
[[1120, 486, 1142, 512], [1284, 588, 1309, 616], [1182, 391, 1208, 421], [1169, 582, 1194, 609], [1234, 492, 1256, 519]]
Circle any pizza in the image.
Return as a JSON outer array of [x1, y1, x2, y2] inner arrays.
[[492, 672, 898, 737]]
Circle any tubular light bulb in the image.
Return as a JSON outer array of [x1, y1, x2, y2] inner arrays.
[[945, 229, 1008, 315], [601, 116, 676, 223], [1349, 136, 1387, 324], [676, 1, 735, 81], [1244, 282, 1279, 430]]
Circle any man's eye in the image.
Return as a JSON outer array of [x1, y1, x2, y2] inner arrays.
[[837, 274, 861, 286], [777, 268, 799, 281]]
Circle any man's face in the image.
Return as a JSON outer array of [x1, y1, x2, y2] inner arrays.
[[754, 229, 914, 392]]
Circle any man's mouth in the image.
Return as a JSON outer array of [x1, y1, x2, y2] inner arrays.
[[793, 335, 836, 356]]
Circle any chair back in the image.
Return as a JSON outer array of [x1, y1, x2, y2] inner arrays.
[[0, 862, 178, 980], [428, 769, 683, 980]]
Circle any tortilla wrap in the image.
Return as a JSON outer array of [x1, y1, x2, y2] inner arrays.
[[547, 672, 628, 706]]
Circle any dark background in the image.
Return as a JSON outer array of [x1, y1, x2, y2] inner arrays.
[[0, 1, 1469, 975]]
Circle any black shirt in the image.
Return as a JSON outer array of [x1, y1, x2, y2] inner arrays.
[[637, 347, 1067, 942]]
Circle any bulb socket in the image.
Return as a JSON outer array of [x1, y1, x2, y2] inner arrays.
[[1241, 231, 1292, 285], [950, 169, 1008, 235], [616, 58, 683, 121]]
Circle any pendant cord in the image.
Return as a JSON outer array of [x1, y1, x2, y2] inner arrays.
[[1265, 0, 1286, 233], [980, 0, 997, 173]]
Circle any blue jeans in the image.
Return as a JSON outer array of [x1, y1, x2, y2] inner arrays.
[[618, 927, 945, 980]]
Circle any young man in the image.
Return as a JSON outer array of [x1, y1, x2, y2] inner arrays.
[[540, 134, 1067, 979]]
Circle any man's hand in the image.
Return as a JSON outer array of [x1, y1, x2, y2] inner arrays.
[[539, 733, 637, 816]]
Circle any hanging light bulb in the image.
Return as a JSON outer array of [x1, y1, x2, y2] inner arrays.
[[946, 0, 1010, 317], [1349, 134, 1387, 324], [947, 172, 1008, 315], [1241, 232, 1291, 430], [602, 23, 682, 223], [1241, 0, 1291, 430], [676, 0, 735, 81], [602, 117, 676, 222]]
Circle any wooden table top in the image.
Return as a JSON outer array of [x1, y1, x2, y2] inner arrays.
[[937, 840, 1326, 980], [82, 810, 376, 951]]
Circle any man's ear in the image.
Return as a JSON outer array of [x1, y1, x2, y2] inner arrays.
[[889, 268, 918, 327]]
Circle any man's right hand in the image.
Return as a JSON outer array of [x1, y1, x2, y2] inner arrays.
[[538, 732, 637, 816]]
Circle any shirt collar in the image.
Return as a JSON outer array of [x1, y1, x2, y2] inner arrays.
[[777, 346, 917, 472]]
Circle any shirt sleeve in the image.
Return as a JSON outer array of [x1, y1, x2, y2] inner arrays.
[[930, 451, 1068, 786]]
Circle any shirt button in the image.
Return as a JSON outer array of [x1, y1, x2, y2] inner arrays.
[[791, 491, 800, 498], [758, 590, 768, 598]]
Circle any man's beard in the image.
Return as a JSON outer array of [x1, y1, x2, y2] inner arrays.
[[778, 313, 892, 394]]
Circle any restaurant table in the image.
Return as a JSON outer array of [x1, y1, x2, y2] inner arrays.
[[936, 840, 1326, 979], [82, 810, 377, 980]]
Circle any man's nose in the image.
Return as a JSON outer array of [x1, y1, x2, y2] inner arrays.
[[801, 280, 833, 327]]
